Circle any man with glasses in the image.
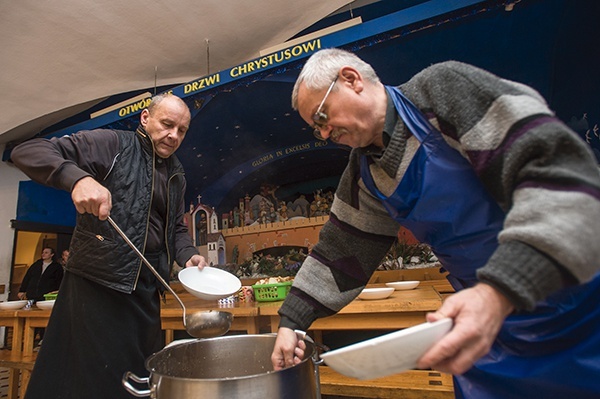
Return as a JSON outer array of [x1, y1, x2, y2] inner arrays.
[[271, 48, 600, 398]]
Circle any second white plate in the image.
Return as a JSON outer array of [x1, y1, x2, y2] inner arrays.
[[357, 287, 394, 300], [320, 318, 453, 380], [385, 280, 420, 290]]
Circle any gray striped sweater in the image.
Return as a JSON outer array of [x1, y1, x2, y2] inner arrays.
[[279, 61, 600, 331]]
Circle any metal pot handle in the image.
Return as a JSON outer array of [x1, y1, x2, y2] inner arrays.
[[122, 371, 151, 397], [295, 330, 330, 399], [295, 330, 329, 365]]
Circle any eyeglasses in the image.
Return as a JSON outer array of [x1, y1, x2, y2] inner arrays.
[[312, 76, 338, 140]]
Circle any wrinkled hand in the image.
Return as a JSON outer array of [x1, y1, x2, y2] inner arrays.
[[271, 327, 306, 370], [71, 176, 112, 220], [417, 283, 514, 375], [185, 255, 207, 269]]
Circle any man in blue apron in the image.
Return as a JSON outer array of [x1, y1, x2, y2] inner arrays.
[[272, 48, 600, 398]]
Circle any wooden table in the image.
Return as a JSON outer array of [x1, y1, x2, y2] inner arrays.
[[258, 284, 443, 338], [160, 292, 260, 344], [14, 307, 51, 398], [0, 309, 25, 399], [18, 308, 51, 356]]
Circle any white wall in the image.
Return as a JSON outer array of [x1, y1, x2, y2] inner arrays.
[[0, 143, 28, 301]]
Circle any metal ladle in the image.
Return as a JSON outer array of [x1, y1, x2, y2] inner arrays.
[[107, 216, 233, 338]]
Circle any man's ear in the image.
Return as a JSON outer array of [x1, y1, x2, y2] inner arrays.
[[140, 109, 150, 127], [339, 66, 363, 93]]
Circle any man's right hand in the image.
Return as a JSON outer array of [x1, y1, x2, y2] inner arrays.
[[271, 327, 306, 370], [71, 176, 112, 220]]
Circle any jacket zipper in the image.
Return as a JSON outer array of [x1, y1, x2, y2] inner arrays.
[[133, 134, 155, 291], [164, 172, 183, 267]]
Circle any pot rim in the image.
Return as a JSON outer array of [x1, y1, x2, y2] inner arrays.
[[145, 334, 316, 382]]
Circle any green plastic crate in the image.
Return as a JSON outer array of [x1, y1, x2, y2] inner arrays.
[[252, 281, 293, 302]]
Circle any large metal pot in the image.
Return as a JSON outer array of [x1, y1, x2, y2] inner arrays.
[[123, 334, 320, 398]]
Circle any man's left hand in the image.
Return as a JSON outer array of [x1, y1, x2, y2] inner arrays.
[[417, 283, 514, 375]]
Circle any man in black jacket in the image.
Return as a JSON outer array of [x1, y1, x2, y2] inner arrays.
[[12, 93, 206, 399], [18, 246, 63, 301]]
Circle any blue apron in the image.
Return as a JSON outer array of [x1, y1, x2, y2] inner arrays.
[[360, 86, 600, 398]]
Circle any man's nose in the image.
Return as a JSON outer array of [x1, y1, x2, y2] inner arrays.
[[317, 124, 333, 139], [166, 128, 179, 140]]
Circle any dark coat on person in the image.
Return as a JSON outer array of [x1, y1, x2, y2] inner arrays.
[[19, 259, 63, 301]]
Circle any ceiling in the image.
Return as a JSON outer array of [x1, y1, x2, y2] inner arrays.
[[0, 0, 376, 144], [4, 0, 600, 225]]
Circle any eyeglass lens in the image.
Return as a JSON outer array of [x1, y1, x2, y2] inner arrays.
[[312, 77, 338, 140]]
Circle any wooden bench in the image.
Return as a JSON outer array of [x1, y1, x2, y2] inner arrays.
[[0, 350, 37, 399], [319, 366, 454, 399]]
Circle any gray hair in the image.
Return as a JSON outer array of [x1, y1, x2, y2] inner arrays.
[[291, 48, 380, 109]]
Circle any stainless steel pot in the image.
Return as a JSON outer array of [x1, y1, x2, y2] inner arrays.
[[123, 334, 321, 398]]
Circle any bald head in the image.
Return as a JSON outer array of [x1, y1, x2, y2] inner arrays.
[[141, 93, 191, 158]]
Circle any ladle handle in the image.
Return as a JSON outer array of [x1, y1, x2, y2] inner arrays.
[[107, 216, 187, 325]]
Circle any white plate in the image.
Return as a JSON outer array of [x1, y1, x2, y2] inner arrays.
[[357, 287, 394, 300], [385, 280, 420, 290], [179, 267, 242, 301], [36, 300, 55, 310], [320, 318, 453, 380], [0, 300, 27, 310]]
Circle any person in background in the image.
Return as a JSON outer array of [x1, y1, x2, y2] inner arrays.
[[271, 48, 600, 398], [59, 249, 69, 267], [11, 93, 207, 399], [17, 246, 63, 302]]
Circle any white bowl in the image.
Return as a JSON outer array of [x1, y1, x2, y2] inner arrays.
[[358, 287, 395, 300], [36, 300, 55, 310], [0, 300, 27, 310], [320, 318, 453, 380], [385, 281, 420, 291], [179, 267, 242, 301]]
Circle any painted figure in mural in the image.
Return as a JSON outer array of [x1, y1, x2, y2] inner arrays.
[[279, 203, 288, 221], [244, 209, 252, 226], [269, 206, 278, 223], [260, 182, 280, 209], [12, 93, 207, 399], [270, 49, 600, 398]]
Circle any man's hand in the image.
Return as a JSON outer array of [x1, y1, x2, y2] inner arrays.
[[71, 176, 112, 220], [271, 327, 306, 370], [417, 283, 514, 375], [185, 254, 208, 269]]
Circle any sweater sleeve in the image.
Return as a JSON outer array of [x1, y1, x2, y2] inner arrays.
[[278, 154, 400, 330], [406, 61, 600, 310]]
